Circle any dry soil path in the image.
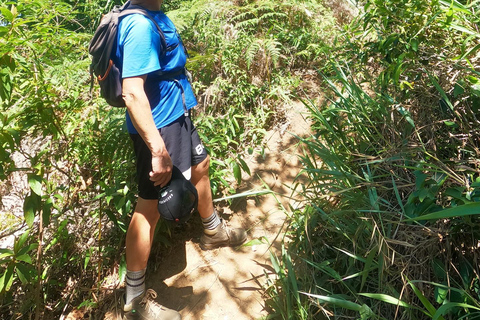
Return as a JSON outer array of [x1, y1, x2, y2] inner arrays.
[[101, 102, 311, 320]]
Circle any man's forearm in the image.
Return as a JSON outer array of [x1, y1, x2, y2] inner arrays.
[[122, 77, 166, 156], [125, 96, 167, 156], [122, 75, 172, 187]]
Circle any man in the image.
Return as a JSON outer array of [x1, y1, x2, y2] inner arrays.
[[115, 0, 247, 319]]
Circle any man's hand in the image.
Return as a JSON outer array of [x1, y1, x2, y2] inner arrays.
[[150, 150, 173, 188]]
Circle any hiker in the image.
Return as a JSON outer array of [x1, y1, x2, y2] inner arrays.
[[114, 0, 247, 319]]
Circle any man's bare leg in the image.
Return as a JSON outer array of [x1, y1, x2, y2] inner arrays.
[[125, 198, 159, 304], [191, 155, 214, 219]]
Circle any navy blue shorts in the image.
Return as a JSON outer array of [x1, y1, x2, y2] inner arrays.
[[130, 114, 208, 200]]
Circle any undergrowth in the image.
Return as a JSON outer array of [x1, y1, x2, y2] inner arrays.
[[0, 0, 336, 318], [265, 0, 480, 319]]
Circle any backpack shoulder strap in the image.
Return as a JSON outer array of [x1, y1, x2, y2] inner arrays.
[[118, 4, 168, 57]]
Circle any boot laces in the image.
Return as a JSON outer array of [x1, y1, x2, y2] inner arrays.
[[139, 289, 163, 316]]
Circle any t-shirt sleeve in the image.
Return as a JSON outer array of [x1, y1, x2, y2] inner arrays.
[[120, 15, 161, 78]]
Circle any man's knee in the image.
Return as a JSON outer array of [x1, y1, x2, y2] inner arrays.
[[192, 155, 210, 183], [132, 198, 160, 224]]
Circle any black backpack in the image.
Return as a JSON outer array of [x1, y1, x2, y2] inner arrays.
[[88, 1, 168, 107]]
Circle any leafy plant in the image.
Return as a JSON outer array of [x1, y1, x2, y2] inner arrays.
[[268, 0, 480, 314], [0, 232, 37, 294], [264, 246, 310, 320], [0, 0, 137, 317]]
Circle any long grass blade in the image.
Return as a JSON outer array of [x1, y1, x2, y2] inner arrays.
[[433, 303, 480, 320], [359, 293, 411, 308], [427, 72, 454, 111], [213, 189, 272, 202], [408, 279, 444, 319], [333, 247, 367, 263], [300, 292, 363, 312], [407, 202, 480, 221]]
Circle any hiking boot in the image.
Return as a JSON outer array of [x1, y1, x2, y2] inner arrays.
[[200, 219, 247, 250], [122, 289, 181, 320]]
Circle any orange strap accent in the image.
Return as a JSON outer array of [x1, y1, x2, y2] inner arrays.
[[98, 60, 113, 81]]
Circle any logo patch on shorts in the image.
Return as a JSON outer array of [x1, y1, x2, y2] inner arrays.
[[195, 144, 204, 155]]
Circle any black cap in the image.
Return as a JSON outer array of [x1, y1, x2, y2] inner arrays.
[[157, 166, 198, 223]]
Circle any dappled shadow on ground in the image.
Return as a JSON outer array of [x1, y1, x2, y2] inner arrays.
[[147, 103, 311, 320], [96, 102, 312, 320], [146, 215, 277, 319]]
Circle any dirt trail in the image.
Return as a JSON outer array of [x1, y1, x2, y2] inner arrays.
[[102, 102, 311, 320]]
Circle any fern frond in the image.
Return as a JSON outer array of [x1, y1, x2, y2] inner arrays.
[[258, 12, 287, 23], [231, 11, 256, 23], [236, 18, 260, 30], [200, 6, 214, 20], [245, 38, 281, 69], [264, 38, 281, 65], [245, 39, 261, 69]]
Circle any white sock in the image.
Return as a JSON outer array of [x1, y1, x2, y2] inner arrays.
[[201, 210, 221, 231], [125, 268, 146, 305]]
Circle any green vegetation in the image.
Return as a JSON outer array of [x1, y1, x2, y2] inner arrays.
[[0, 0, 479, 319], [266, 0, 480, 319]]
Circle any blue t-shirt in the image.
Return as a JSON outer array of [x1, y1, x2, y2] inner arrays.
[[115, 11, 197, 133]]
